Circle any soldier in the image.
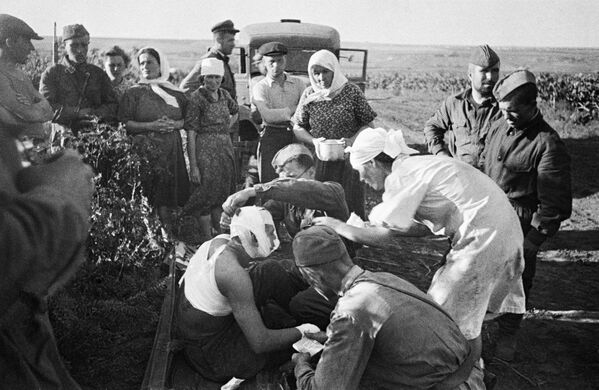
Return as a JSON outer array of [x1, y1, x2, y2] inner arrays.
[[0, 14, 94, 389], [39, 23, 118, 134], [424, 44, 502, 167], [179, 19, 239, 99], [482, 69, 572, 361], [252, 42, 305, 182]]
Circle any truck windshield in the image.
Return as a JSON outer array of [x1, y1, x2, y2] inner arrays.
[[250, 48, 320, 75]]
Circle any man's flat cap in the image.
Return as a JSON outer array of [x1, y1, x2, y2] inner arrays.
[[468, 44, 500, 68], [258, 41, 288, 56], [271, 143, 313, 169], [293, 226, 348, 267], [493, 69, 537, 101], [63, 24, 89, 41], [211, 19, 239, 34], [0, 14, 42, 41]]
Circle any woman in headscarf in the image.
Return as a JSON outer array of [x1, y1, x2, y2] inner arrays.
[[313, 127, 526, 368], [293, 49, 377, 219], [118, 47, 190, 231], [181, 57, 238, 243]]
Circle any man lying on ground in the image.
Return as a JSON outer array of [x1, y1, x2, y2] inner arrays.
[[290, 226, 484, 390], [175, 206, 318, 382]]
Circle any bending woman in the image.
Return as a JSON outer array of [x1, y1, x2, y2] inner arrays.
[[119, 47, 190, 231], [314, 127, 526, 363], [293, 49, 376, 219], [182, 58, 238, 243]]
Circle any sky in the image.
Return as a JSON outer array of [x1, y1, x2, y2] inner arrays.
[[3, 0, 599, 47]]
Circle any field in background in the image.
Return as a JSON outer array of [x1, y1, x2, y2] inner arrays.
[[34, 37, 599, 389]]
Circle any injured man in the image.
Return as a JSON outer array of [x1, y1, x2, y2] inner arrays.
[[174, 206, 320, 382]]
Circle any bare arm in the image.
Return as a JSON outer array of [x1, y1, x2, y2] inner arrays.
[[216, 252, 302, 354]]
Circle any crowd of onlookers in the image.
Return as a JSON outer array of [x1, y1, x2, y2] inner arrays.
[[1, 13, 572, 390]]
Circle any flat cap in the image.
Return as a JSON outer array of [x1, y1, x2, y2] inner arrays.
[[468, 44, 499, 68], [271, 143, 313, 169], [493, 69, 537, 101], [63, 24, 89, 41], [0, 14, 42, 41], [258, 41, 288, 56], [293, 226, 348, 267], [211, 19, 239, 34]]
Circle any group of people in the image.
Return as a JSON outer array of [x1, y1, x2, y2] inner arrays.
[[0, 12, 572, 390]]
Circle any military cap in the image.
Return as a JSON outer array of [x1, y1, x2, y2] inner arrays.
[[271, 143, 313, 169], [211, 19, 239, 34], [293, 226, 348, 267], [493, 69, 537, 101], [468, 44, 499, 68], [258, 41, 288, 56], [63, 24, 89, 41], [0, 14, 42, 41]]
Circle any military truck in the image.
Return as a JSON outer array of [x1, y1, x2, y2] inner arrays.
[[234, 19, 369, 141]]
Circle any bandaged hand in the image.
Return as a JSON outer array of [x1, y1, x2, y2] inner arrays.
[[305, 330, 327, 344], [295, 323, 320, 337]]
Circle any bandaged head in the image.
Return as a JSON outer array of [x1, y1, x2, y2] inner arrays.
[[346, 128, 419, 169], [200, 58, 225, 77], [230, 206, 280, 258]]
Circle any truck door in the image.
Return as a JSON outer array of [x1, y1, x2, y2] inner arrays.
[[338, 48, 368, 92]]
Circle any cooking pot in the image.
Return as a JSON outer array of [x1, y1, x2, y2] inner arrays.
[[315, 139, 345, 161]]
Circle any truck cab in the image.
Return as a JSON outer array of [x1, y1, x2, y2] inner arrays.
[[233, 19, 368, 140]]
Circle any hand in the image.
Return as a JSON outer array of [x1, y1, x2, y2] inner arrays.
[[222, 189, 253, 216], [17, 149, 95, 216], [15, 92, 32, 105], [219, 213, 232, 232], [295, 323, 320, 337], [292, 352, 311, 365], [312, 216, 344, 232], [305, 330, 328, 344], [190, 166, 201, 185]]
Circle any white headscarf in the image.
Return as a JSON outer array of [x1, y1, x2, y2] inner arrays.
[[230, 206, 280, 259], [304, 49, 348, 104], [137, 46, 184, 108], [200, 57, 225, 76], [346, 127, 419, 169]]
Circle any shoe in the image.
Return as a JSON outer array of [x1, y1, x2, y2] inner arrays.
[[494, 333, 517, 362]]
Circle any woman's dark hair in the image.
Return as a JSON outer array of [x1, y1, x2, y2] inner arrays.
[[103, 45, 131, 67], [137, 48, 160, 65], [373, 152, 395, 166]]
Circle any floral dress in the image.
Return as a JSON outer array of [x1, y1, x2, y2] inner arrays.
[[118, 84, 190, 208], [183, 87, 238, 215], [294, 83, 377, 218]]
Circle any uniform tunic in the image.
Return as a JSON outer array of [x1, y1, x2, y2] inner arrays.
[[424, 88, 501, 167], [369, 155, 526, 340], [293, 83, 377, 218], [39, 57, 118, 129], [294, 266, 478, 390]]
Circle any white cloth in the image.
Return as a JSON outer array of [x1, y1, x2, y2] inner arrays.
[[304, 49, 348, 105], [347, 127, 419, 168], [181, 235, 232, 316], [369, 155, 526, 339], [200, 57, 225, 76], [230, 206, 280, 258], [137, 46, 184, 108]]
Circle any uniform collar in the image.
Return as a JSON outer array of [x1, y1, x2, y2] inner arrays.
[[61, 57, 88, 74], [339, 265, 365, 296]]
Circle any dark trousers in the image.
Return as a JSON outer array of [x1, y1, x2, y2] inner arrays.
[[257, 126, 293, 183], [175, 259, 301, 382], [498, 205, 537, 335]]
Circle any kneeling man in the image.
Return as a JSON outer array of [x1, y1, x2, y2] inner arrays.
[[175, 206, 316, 382], [291, 226, 484, 390]]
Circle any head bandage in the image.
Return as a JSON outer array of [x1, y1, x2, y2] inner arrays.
[[347, 128, 419, 169], [230, 206, 280, 258]]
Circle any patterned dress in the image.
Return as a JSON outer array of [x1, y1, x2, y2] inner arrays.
[[183, 87, 238, 215], [118, 84, 190, 208], [294, 83, 377, 218]]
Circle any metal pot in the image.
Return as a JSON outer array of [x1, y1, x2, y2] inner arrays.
[[316, 139, 345, 161]]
